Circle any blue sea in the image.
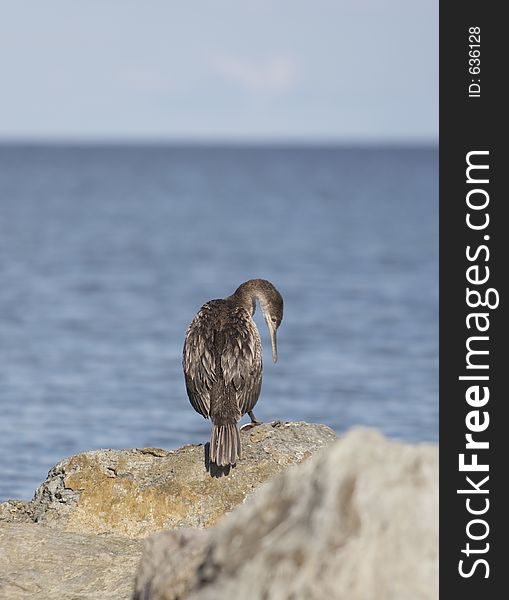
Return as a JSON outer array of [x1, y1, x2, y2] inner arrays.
[[0, 145, 438, 502]]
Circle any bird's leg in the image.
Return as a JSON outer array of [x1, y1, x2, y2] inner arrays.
[[240, 411, 263, 431], [248, 411, 262, 425]]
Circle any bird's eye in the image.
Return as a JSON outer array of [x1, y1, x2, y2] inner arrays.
[[271, 316, 277, 323]]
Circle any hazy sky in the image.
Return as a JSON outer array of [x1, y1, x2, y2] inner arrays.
[[0, 1, 437, 143]]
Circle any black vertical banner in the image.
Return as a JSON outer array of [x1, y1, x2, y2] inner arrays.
[[440, 1, 507, 597]]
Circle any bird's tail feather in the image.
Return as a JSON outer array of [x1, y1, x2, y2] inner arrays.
[[210, 422, 241, 466]]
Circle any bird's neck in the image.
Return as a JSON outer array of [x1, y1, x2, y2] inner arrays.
[[228, 281, 259, 315]]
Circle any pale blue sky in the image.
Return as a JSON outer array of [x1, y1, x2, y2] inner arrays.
[[0, 1, 437, 143]]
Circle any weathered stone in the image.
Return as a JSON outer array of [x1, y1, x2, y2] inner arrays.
[[0, 522, 142, 600], [133, 529, 210, 600], [0, 500, 33, 524], [135, 428, 438, 600], [21, 422, 336, 538]]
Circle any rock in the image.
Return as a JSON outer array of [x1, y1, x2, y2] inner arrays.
[[0, 522, 142, 600], [135, 428, 438, 600], [0, 422, 335, 600], [13, 422, 336, 539], [0, 500, 33, 524], [133, 529, 210, 600]]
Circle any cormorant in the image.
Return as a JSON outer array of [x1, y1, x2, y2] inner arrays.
[[183, 279, 283, 468]]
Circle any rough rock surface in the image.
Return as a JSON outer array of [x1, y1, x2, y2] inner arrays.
[[133, 529, 210, 600], [4, 422, 336, 539], [0, 501, 33, 524], [135, 428, 438, 600], [0, 522, 142, 600]]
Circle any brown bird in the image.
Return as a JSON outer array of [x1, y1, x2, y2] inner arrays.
[[183, 279, 283, 467]]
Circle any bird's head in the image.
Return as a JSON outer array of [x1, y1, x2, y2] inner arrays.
[[232, 278, 284, 363], [258, 283, 284, 364]]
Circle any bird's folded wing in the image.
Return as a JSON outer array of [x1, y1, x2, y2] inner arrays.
[[220, 307, 262, 417], [182, 303, 218, 418]]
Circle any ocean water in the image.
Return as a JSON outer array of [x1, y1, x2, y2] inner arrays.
[[0, 145, 438, 502]]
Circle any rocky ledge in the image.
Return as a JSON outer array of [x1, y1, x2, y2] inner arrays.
[[1, 422, 336, 539], [0, 424, 438, 600]]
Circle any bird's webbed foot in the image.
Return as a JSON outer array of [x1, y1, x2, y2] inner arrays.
[[240, 411, 263, 431]]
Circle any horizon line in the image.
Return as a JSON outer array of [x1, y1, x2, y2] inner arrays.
[[0, 136, 438, 149]]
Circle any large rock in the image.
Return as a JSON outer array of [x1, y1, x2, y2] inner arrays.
[[6, 422, 335, 539], [134, 428, 438, 600], [0, 522, 142, 600], [133, 529, 209, 600]]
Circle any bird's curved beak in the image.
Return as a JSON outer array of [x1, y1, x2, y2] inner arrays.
[[266, 320, 278, 363]]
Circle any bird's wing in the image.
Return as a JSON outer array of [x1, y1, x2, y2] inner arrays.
[[182, 302, 218, 418], [220, 307, 262, 417]]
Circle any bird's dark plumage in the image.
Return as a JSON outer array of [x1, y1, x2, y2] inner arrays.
[[183, 279, 283, 468]]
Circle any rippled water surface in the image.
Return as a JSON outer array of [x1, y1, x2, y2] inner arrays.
[[0, 145, 438, 501]]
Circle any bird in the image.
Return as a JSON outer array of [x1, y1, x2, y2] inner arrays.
[[183, 279, 283, 468]]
